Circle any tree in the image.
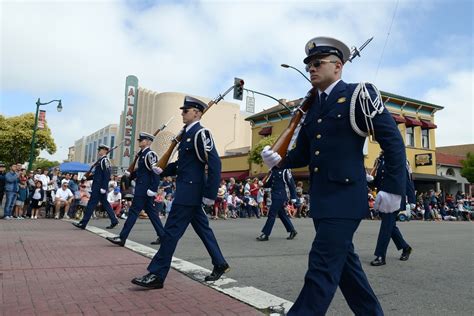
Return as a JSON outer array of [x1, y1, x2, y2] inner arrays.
[[460, 152, 474, 183], [32, 157, 60, 171], [248, 135, 277, 165], [0, 113, 57, 167]]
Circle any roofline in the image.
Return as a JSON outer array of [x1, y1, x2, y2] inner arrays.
[[380, 90, 444, 110], [246, 90, 444, 122]]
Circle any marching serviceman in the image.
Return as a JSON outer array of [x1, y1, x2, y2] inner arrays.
[[261, 36, 406, 315], [370, 152, 415, 266], [72, 144, 119, 230], [131, 96, 229, 289], [106, 132, 164, 247], [256, 167, 298, 241]]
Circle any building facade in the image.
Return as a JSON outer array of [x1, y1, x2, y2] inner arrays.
[[436, 144, 474, 196], [72, 124, 118, 165]]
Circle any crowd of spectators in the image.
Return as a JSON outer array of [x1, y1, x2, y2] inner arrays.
[[0, 161, 471, 223], [368, 188, 473, 222]]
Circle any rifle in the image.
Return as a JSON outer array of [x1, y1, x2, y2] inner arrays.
[[83, 140, 125, 179], [156, 84, 239, 169], [127, 116, 174, 173]]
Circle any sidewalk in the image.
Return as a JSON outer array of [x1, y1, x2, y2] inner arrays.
[[0, 219, 262, 316]]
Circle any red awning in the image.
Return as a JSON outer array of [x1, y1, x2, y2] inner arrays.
[[259, 126, 272, 136], [391, 114, 406, 124], [404, 116, 422, 127], [221, 170, 249, 181], [420, 119, 437, 129]]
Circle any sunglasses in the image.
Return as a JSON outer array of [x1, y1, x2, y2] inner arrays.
[[305, 59, 338, 72], [182, 108, 198, 114]]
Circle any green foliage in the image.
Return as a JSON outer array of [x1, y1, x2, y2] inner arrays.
[[0, 113, 57, 167], [247, 135, 277, 165], [32, 157, 60, 171], [460, 152, 474, 183]]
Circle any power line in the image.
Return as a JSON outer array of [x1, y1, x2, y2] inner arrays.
[[375, 0, 400, 80]]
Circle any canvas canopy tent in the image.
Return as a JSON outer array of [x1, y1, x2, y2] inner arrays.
[[59, 162, 90, 173]]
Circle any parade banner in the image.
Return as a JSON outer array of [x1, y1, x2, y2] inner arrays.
[[38, 110, 46, 129]]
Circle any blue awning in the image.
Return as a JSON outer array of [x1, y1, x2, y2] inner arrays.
[[59, 162, 91, 173]]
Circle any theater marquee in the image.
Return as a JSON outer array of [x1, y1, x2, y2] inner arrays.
[[121, 75, 138, 167]]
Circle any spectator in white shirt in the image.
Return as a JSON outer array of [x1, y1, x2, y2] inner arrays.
[[107, 187, 122, 216], [108, 175, 118, 192], [54, 179, 73, 219], [226, 192, 241, 219], [37, 169, 50, 193]]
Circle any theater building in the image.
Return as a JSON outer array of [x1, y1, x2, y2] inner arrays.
[[115, 75, 251, 171]]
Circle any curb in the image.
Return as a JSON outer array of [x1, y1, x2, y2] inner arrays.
[[78, 222, 294, 315]]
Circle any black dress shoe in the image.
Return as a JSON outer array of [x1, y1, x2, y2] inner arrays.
[[106, 222, 119, 229], [72, 222, 86, 230], [287, 230, 298, 240], [150, 237, 161, 245], [106, 236, 125, 247], [256, 234, 269, 241], [400, 246, 412, 261], [205, 263, 230, 282], [370, 257, 386, 266], [131, 273, 163, 289]]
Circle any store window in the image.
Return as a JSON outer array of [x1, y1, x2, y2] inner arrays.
[[406, 126, 415, 147], [421, 129, 429, 149]]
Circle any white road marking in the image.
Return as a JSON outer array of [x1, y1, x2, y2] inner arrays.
[[83, 223, 294, 315]]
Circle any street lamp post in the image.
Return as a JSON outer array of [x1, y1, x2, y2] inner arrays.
[[280, 64, 311, 83], [27, 98, 63, 171]]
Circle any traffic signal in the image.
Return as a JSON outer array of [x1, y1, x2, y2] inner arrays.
[[233, 78, 244, 101]]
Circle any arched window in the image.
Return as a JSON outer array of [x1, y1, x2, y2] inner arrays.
[[446, 168, 455, 177]]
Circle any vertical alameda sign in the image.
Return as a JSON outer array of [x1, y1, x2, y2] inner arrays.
[[121, 75, 138, 168]]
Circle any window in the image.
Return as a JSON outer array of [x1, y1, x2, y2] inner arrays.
[[406, 127, 415, 147], [421, 129, 429, 149], [446, 168, 455, 177], [93, 141, 97, 163], [103, 136, 108, 147], [84, 144, 88, 163], [110, 136, 115, 159]]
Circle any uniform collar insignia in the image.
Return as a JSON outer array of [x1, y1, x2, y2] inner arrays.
[[337, 97, 346, 103], [186, 138, 191, 142]]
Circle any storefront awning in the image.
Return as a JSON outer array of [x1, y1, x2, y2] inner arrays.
[[221, 170, 249, 181], [420, 119, 437, 129], [404, 116, 423, 127], [412, 173, 456, 182], [391, 114, 406, 124], [259, 126, 272, 136]]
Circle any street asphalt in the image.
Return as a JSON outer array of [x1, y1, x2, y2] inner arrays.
[[92, 216, 473, 315]]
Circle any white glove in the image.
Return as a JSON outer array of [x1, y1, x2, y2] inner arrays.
[[152, 166, 163, 175], [261, 145, 281, 169], [291, 199, 297, 204], [124, 171, 130, 177], [410, 203, 416, 210], [366, 174, 374, 182], [374, 191, 402, 213], [147, 189, 157, 197], [100, 189, 106, 194], [202, 197, 214, 206]]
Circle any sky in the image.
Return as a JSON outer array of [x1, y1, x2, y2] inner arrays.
[[1, 0, 473, 162]]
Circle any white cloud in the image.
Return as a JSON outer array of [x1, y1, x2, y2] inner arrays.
[[1, 0, 472, 161], [424, 71, 474, 146]]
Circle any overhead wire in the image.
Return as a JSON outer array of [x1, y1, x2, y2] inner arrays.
[[375, 0, 400, 80]]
